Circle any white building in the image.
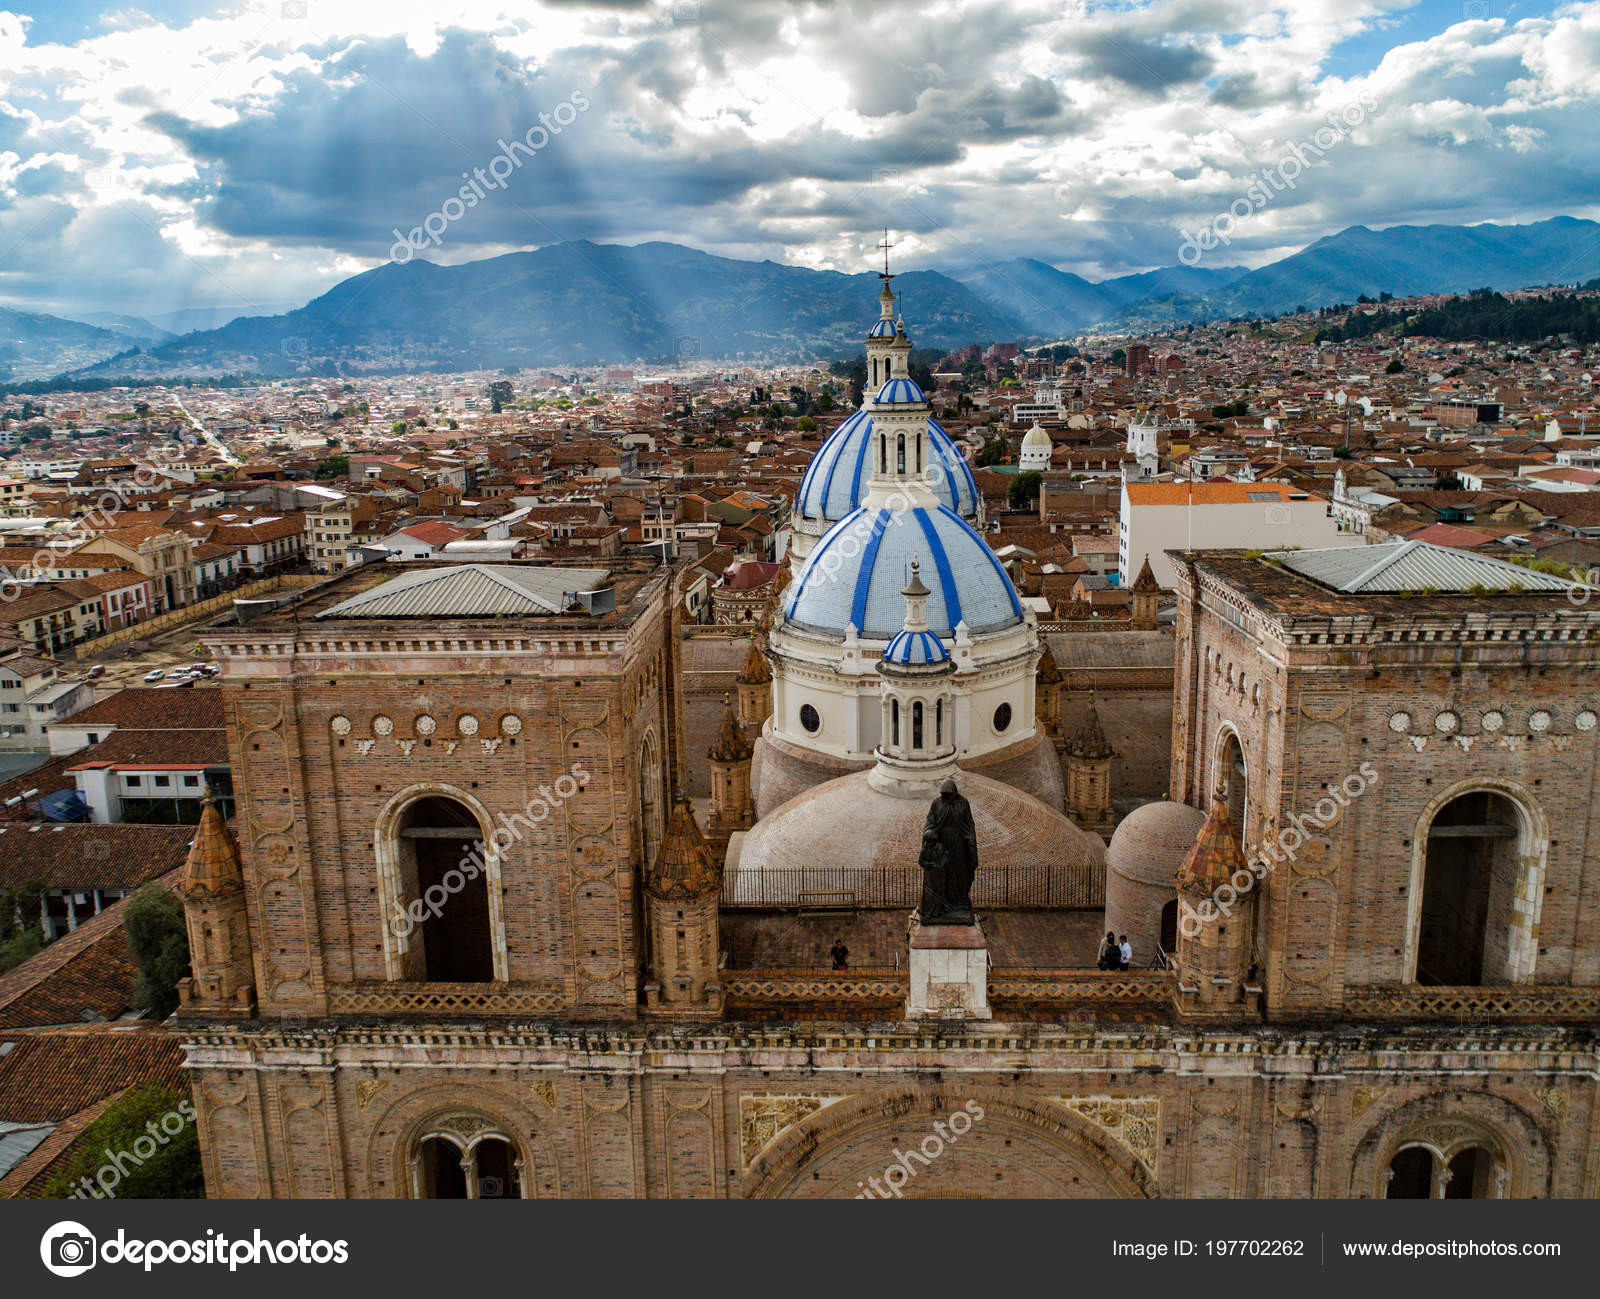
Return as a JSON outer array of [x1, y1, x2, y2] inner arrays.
[[1018, 422, 1053, 471], [1119, 480, 1361, 587]]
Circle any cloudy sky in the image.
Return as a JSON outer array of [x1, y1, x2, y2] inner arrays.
[[1, 0, 1597, 322]]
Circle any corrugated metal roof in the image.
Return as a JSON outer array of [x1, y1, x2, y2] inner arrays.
[[316, 564, 611, 619], [1272, 540, 1581, 593]]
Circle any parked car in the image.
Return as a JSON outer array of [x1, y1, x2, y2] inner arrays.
[[166, 668, 190, 679], [86, 665, 105, 679], [143, 668, 165, 682]]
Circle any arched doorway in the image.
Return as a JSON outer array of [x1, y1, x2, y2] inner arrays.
[[1159, 899, 1178, 961], [398, 797, 493, 981], [1411, 787, 1543, 986], [375, 786, 505, 983]]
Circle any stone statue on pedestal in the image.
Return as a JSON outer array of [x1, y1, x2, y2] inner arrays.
[[918, 777, 978, 924]]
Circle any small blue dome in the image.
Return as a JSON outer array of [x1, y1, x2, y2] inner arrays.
[[874, 377, 926, 404], [867, 319, 898, 338], [795, 411, 980, 522], [883, 628, 951, 665], [785, 504, 1024, 639]]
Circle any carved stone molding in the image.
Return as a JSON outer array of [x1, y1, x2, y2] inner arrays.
[[739, 1092, 844, 1171], [1048, 1096, 1161, 1173]]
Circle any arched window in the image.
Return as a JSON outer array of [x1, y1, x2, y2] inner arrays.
[[1216, 728, 1247, 847], [912, 700, 924, 750], [915, 434, 922, 473], [394, 796, 494, 982], [896, 433, 906, 474], [638, 733, 661, 868], [1160, 898, 1178, 957], [935, 698, 943, 746], [870, 358, 878, 388], [891, 698, 900, 747], [413, 1129, 523, 1199], [879, 434, 887, 474], [1386, 1143, 1500, 1199], [1414, 790, 1534, 986]]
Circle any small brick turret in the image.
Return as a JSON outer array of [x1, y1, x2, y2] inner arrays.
[[1065, 691, 1115, 840], [174, 789, 256, 1017], [643, 793, 724, 1017], [1173, 790, 1258, 1021]]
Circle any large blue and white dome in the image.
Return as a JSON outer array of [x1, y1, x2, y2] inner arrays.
[[795, 410, 980, 522], [867, 318, 898, 338], [784, 504, 1024, 639]]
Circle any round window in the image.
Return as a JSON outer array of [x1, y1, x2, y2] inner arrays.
[[993, 702, 1012, 733], [799, 704, 821, 734]]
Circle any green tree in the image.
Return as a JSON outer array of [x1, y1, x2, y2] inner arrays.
[[796, 415, 817, 432], [38, 1084, 203, 1200], [123, 885, 190, 1021], [1008, 471, 1043, 510], [313, 454, 349, 480], [1385, 357, 1404, 374], [0, 876, 46, 974], [486, 379, 514, 413], [390, 421, 408, 436], [977, 435, 1007, 467]]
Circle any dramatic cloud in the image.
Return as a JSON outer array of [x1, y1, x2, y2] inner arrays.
[[0, 0, 1595, 318]]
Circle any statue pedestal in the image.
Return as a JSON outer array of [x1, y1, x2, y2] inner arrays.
[[906, 914, 991, 1020]]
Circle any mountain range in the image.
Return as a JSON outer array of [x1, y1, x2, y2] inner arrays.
[[5, 216, 1599, 382]]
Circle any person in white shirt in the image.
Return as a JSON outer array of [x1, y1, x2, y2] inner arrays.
[[1118, 936, 1132, 970]]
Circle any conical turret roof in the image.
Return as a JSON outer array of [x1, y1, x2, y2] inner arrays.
[[177, 789, 243, 900], [1067, 692, 1113, 760], [648, 794, 723, 901], [708, 694, 754, 763], [1176, 791, 1246, 894], [737, 635, 771, 685]]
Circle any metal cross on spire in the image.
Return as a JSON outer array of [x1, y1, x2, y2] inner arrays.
[[878, 229, 894, 282]]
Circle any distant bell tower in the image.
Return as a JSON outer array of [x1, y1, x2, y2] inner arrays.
[[864, 230, 913, 394]]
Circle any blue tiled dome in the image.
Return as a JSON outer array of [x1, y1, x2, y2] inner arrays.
[[795, 411, 980, 522], [874, 377, 926, 404], [867, 318, 898, 338], [883, 628, 951, 665], [785, 504, 1024, 639]]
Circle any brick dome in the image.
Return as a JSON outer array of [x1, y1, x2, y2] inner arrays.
[[1107, 799, 1205, 887]]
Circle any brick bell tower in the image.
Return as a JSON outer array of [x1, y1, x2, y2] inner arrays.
[[735, 634, 771, 732], [1064, 691, 1115, 840], [174, 789, 257, 1018], [642, 792, 724, 1017], [1173, 789, 1258, 1021], [705, 694, 755, 854]]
